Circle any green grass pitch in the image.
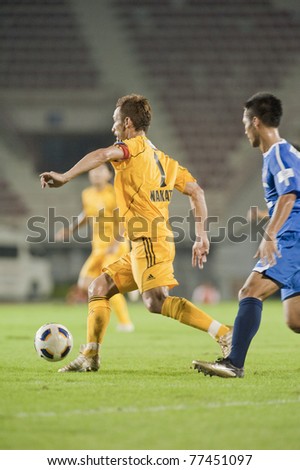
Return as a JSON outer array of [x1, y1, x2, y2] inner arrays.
[[0, 299, 299, 450]]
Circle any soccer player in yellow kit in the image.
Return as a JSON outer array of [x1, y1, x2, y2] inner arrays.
[[40, 94, 232, 372], [56, 164, 134, 332]]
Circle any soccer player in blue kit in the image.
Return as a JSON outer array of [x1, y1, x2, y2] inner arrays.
[[193, 92, 300, 378]]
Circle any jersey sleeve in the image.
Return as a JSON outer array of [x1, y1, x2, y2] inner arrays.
[[174, 165, 197, 193], [114, 141, 130, 160], [269, 145, 300, 196], [113, 137, 146, 163], [122, 137, 146, 158]]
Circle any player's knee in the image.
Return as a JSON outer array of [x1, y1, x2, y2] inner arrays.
[[238, 285, 251, 301], [285, 316, 300, 333], [143, 292, 167, 314], [142, 287, 169, 314], [88, 273, 110, 300], [289, 325, 300, 333], [144, 297, 161, 313], [286, 322, 300, 333], [238, 284, 267, 301]]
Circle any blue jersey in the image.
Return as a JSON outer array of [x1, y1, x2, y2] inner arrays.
[[255, 140, 300, 300], [262, 140, 300, 235]]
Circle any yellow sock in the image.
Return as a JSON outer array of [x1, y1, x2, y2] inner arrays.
[[86, 297, 111, 348], [161, 296, 229, 339], [110, 293, 132, 325]]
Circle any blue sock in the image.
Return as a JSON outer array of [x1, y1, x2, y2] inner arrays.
[[228, 297, 263, 368]]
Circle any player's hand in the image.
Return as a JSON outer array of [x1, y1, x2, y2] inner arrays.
[[192, 235, 210, 269], [40, 171, 67, 188], [254, 234, 281, 267]]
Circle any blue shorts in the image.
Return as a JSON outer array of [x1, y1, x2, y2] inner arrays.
[[253, 231, 300, 301]]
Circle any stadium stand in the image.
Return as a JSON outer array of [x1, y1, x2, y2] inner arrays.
[[0, 0, 99, 89], [0, 176, 28, 217], [1, 0, 300, 297], [112, 0, 300, 193]]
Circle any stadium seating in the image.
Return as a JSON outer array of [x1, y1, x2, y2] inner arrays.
[[3, 0, 299, 193], [1, 0, 300, 296], [0, 0, 99, 89], [0, 177, 28, 216], [112, 0, 300, 190]]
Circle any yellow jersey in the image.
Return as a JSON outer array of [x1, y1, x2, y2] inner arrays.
[[82, 184, 118, 249], [113, 135, 196, 240]]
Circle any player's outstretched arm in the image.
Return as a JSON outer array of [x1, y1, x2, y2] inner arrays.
[[40, 145, 125, 188], [184, 181, 210, 269]]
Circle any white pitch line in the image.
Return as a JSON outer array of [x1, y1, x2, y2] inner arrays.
[[4, 398, 300, 420]]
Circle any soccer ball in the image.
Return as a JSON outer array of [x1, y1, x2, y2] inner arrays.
[[34, 323, 73, 362]]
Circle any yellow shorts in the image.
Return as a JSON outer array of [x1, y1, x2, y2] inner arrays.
[[79, 241, 129, 280], [103, 237, 178, 293]]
